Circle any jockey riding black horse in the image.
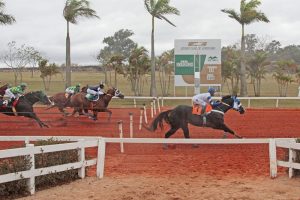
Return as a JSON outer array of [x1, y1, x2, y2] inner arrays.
[[147, 95, 245, 139], [0, 91, 51, 128]]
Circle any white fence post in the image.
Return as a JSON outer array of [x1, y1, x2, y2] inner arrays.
[[97, 138, 106, 179], [276, 99, 279, 108], [139, 108, 143, 131], [153, 98, 156, 115], [143, 104, 148, 124], [26, 143, 35, 195], [269, 139, 277, 178], [247, 99, 251, 108], [25, 137, 29, 145], [289, 146, 297, 178], [77, 139, 85, 179], [157, 97, 161, 113], [150, 102, 154, 118], [118, 121, 124, 153], [129, 112, 133, 138], [133, 98, 136, 108]]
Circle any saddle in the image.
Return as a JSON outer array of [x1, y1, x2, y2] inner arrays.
[[192, 104, 212, 115]]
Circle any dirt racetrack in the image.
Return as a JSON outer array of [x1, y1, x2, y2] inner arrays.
[[1, 107, 300, 199]]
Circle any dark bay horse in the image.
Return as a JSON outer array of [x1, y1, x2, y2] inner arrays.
[[47, 86, 88, 116], [0, 91, 51, 127], [70, 87, 124, 120], [148, 95, 245, 139]]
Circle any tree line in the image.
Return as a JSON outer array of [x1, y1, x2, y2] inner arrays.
[[1, 0, 299, 96]]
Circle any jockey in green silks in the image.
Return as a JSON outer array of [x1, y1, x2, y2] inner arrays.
[[5, 83, 27, 103], [64, 83, 81, 106]]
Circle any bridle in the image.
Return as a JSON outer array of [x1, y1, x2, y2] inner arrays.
[[211, 98, 234, 114]]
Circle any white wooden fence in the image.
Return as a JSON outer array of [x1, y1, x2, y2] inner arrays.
[[0, 138, 106, 195], [269, 138, 300, 178], [0, 136, 299, 195]]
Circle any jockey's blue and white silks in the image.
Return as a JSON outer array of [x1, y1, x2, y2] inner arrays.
[[192, 92, 213, 106]]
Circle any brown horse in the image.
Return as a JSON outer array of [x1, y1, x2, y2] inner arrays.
[[70, 87, 124, 120], [47, 86, 88, 116]]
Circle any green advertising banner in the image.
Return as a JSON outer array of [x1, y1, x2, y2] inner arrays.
[[175, 55, 206, 75]]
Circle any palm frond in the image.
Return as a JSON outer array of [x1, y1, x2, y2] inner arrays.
[[221, 9, 242, 24]]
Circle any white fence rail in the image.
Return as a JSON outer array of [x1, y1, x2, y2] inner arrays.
[[0, 136, 299, 195], [123, 96, 300, 108]]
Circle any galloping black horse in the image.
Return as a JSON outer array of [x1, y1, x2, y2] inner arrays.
[[0, 91, 51, 128], [148, 95, 245, 139]]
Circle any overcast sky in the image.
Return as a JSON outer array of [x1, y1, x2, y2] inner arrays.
[[1, 0, 299, 65]]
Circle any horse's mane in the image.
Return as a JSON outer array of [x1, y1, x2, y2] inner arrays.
[[221, 95, 232, 101]]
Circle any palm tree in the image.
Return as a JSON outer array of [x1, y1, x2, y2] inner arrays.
[[128, 46, 150, 95], [247, 51, 269, 96], [221, 0, 269, 96], [144, 0, 179, 97], [63, 0, 99, 87], [0, 0, 16, 25]]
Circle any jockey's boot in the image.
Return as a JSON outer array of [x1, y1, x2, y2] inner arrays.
[[200, 105, 207, 126], [9, 98, 18, 116], [201, 105, 206, 115]]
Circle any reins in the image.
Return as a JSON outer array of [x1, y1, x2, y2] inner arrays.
[[212, 99, 233, 114]]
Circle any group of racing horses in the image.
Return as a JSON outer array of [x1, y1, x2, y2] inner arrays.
[[0, 84, 124, 127], [0, 83, 245, 140]]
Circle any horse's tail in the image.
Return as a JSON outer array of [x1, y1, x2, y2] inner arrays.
[[146, 110, 172, 132]]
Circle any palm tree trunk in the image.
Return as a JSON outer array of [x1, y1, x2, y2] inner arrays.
[[114, 69, 117, 88], [66, 21, 71, 88], [240, 24, 247, 96], [150, 16, 157, 97]]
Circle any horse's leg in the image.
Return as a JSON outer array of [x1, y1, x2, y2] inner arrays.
[[103, 108, 112, 121], [219, 123, 242, 138], [58, 106, 68, 116], [28, 113, 49, 128], [163, 127, 179, 149], [89, 110, 98, 121], [181, 123, 190, 139], [181, 123, 198, 148]]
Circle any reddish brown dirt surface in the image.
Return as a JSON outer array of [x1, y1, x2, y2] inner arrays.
[[1, 107, 300, 177], [1, 107, 300, 199]]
